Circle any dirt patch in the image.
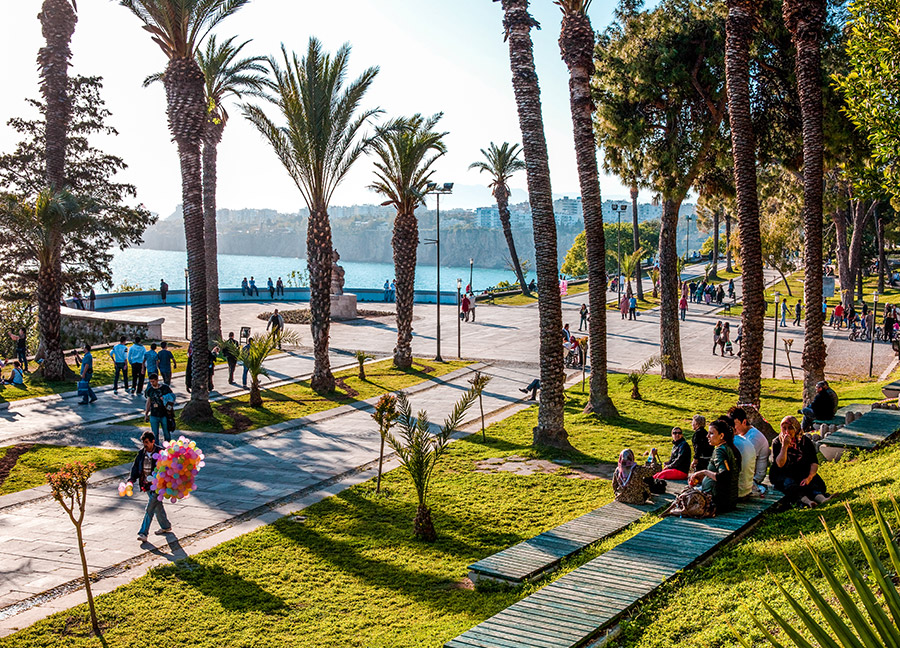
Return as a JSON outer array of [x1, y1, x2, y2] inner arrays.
[[473, 456, 614, 480], [258, 309, 393, 325], [0, 443, 35, 489], [215, 404, 254, 434], [334, 377, 359, 398]]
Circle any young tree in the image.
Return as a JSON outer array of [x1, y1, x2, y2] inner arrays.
[[557, 0, 617, 418], [120, 0, 247, 422], [371, 393, 398, 495], [468, 371, 492, 441], [495, 0, 568, 448], [595, 0, 727, 380], [469, 142, 531, 297], [245, 40, 379, 392], [355, 350, 374, 380], [0, 77, 155, 306], [368, 114, 447, 369], [386, 388, 477, 541], [783, 0, 828, 403], [47, 461, 100, 635]]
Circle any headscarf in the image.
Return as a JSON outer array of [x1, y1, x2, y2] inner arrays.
[[615, 448, 637, 488]]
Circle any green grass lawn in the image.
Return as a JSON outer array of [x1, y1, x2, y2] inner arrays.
[[122, 358, 470, 434], [0, 342, 191, 405], [490, 281, 589, 306], [6, 372, 898, 647], [0, 445, 134, 496]]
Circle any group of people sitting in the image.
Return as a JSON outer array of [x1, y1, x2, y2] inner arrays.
[[613, 407, 832, 517]]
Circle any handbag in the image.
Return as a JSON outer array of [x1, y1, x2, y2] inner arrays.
[[166, 403, 177, 433], [644, 476, 668, 495], [77, 380, 89, 397], [662, 486, 715, 518]]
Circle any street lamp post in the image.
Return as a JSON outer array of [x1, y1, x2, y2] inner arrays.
[[773, 291, 781, 378], [184, 266, 189, 341], [870, 291, 879, 377], [612, 203, 622, 304], [685, 214, 693, 261], [457, 278, 462, 359], [425, 182, 453, 362], [469, 258, 474, 293]]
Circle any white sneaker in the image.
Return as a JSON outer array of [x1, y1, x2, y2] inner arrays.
[[137, 533, 148, 542]]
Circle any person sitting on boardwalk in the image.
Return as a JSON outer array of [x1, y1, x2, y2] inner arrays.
[[730, 406, 770, 495], [613, 449, 660, 504], [686, 418, 740, 516], [689, 414, 714, 472], [800, 380, 838, 431], [770, 416, 832, 508], [650, 427, 692, 480]]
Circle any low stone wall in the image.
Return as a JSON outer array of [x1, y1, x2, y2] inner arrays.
[[60, 307, 164, 348]]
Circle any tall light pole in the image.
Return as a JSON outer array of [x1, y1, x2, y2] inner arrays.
[[469, 258, 474, 293], [772, 291, 781, 378], [184, 266, 189, 341], [612, 202, 623, 304], [685, 214, 694, 261], [870, 291, 879, 377], [457, 278, 463, 359], [425, 182, 453, 362]]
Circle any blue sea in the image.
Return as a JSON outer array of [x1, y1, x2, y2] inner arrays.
[[108, 248, 529, 294]]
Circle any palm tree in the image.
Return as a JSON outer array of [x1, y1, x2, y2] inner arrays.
[[496, 0, 569, 449], [469, 143, 531, 297], [245, 40, 378, 393], [725, 0, 766, 406], [620, 247, 644, 297], [368, 114, 447, 368], [222, 330, 299, 407], [36, 0, 78, 382], [784, 0, 828, 403], [120, 0, 246, 422], [198, 36, 268, 340], [557, 0, 618, 417]]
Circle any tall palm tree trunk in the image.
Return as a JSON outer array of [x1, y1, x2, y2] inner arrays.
[[785, 0, 827, 403], [631, 185, 643, 300], [496, 184, 530, 296], [165, 57, 213, 422], [659, 198, 685, 380], [308, 206, 335, 392], [726, 0, 765, 406], [36, 0, 77, 382], [710, 208, 720, 279], [725, 212, 733, 273], [202, 121, 224, 341], [559, 7, 617, 417], [392, 210, 417, 369], [832, 208, 852, 307], [499, 0, 568, 448]]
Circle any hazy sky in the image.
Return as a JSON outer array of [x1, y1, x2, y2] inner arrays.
[[0, 0, 642, 216]]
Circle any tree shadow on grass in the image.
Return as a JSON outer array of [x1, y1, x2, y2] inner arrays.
[[158, 558, 288, 614]]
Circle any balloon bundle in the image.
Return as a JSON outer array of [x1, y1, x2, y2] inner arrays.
[[117, 481, 133, 497], [150, 436, 206, 503]]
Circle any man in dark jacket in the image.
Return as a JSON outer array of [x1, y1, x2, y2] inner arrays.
[[130, 431, 172, 542], [800, 380, 838, 430], [651, 427, 692, 480], [222, 333, 239, 384]]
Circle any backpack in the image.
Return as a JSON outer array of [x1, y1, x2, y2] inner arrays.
[[662, 486, 715, 518]]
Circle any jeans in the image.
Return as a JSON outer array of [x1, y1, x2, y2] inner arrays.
[[16, 349, 27, 372], [130, 363, 145, 394], [227, 358, 237, 382], [138, 490, 171, 536], [79, 374, 96, 404], [800, 405, 816, 431], [523, 379, 540, 400], [781, 314, 786, 326], [242, 363, 250, 387], [384, 290, 390, 302], [680, 308, 686, 321], [149, 415, 170, 445], [161, 370, 172, 386], [113, 362, 129, 391]]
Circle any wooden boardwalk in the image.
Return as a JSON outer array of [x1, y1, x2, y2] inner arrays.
[[446, 492, 782, 648], [822, 407, 900, 450], [468, 484, 679, 585]]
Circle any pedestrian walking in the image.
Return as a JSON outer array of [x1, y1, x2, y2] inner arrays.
[[267, 277, 275, 299], [157, 341, 176, 386], [145, 343, 160, 377], [88, 287, 96, 310], [721, 322, 734, 355], [130, 431, 173, 542], [679, 295, 688, 321], [620, 295, 628, 319], [727, 278, 735, 300], [223, 332, 239, 384], [110, 336, 129, 394], [713, 321, 723, 356], [241, 339, 251, 388], [461, 294, 471, 322], [579, 303, 588, 331], [276, 277, 284, 297], [77, 343, 97, 405], [267, 308, 285, 349], [144, 373, 173, 445], [9, 328, 28, 372], [128, 337, 147, 395], [469, 293, 477, 322], [159, 279, 169, 304], [241, 277, 249, 296], [628, 295, 637, 320], [780, 299, 788, 327], [793, 300, 802, 326]]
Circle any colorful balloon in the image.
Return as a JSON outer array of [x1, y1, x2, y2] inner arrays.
[[150, 436, 206, 503]]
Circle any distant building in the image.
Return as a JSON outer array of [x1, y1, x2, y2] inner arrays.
[[554, 196, 583, 225]]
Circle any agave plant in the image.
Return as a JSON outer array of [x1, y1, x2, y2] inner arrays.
[[733, 499, 900, 648], [385, 388, 477, 541], [620, 355, 659, 400], [468, 371, 492, 441], [355, 350, 374, 380], [218, 330, 300, 407]]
